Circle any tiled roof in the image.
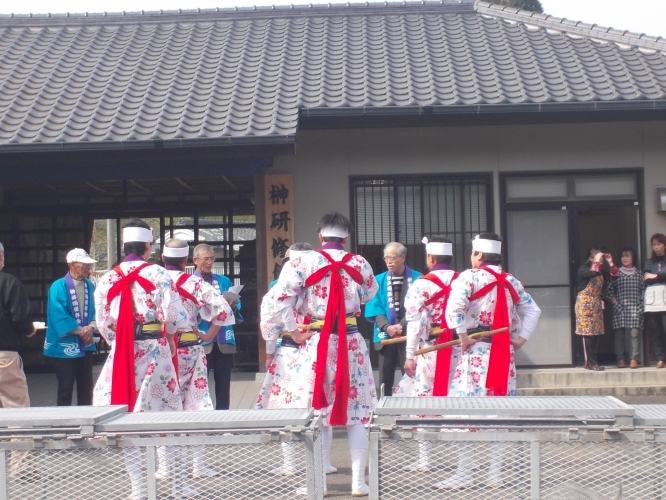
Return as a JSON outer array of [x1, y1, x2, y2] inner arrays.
[[1, 0, 666, 151]]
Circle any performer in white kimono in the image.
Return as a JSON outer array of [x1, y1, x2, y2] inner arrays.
[[261, 212, 378, 497], [393, 236, 459, 473], [93, 218, 189, 500], [256, 243, 334, 477], [440, 232, 541, 489], [155, 239, 235, 483]]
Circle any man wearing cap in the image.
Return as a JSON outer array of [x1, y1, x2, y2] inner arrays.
[[391, 236, 458, 475], [439, 232, 541, 489], [365, 242, 421, 397], [44, 248, 98, 406], [192, 243, 242, 411], [93, 218, 188, 500], [155, 239, 235, 484], [262, 212, 378, 497]]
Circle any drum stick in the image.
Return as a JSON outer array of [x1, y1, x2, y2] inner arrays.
[[379, 327, 446, 345], [414, 327, 509, 356]]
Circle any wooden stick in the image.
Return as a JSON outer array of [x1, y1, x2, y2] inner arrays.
[[414, 327, 509, 356], [379, 327, 446, 345]]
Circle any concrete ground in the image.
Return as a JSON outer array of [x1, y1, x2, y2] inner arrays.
[[23, 366, 666, 500]]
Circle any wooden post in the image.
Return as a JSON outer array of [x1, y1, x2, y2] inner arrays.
[[255, 173, 295, 371]]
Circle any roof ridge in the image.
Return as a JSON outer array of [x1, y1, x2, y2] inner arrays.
[[476, 0, 666, 52], [0, 0, 476, 27]]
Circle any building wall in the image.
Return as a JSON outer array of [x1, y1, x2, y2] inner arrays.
[[272, 120, 666, 247]]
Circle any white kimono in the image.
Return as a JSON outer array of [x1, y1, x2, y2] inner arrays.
[[167, 270, 235, 411], [260, 248, 379, 425], [93, 259, 188, 412]]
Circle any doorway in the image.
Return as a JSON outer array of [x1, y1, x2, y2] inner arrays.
[[575, 205, 641, 365], [503, 170, 643, 367]]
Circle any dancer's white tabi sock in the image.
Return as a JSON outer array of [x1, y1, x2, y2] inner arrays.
[[322, 425, 337, 474], [124, 447, 146, 500], [347, 424, 369, 497]]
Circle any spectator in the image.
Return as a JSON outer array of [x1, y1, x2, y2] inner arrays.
[[365, 242, 422, 395], [607, 247, 644, 369], [644, 233, 666, 369], [193, 243, 242, 410], [575, 247, 618, 371], [0, 241, 36, 408], [44, 248, 98, 405]]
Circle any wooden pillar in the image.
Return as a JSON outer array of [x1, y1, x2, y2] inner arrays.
[[254, 172, 295, 371]]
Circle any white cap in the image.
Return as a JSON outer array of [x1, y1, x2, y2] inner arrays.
[[320, 226, 349, 238], [66, 248, 97, 264], [472, 235, 502, 254], [163, 246, 189, 258], [421, 237, 452, 256], [122, 226, 153, 243]]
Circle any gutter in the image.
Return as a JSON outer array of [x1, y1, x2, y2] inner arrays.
[[0, 134, 295, 154], [301, 99, 666, 118]]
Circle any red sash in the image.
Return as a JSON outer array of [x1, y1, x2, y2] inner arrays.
[[107, 262, 155, 411], [468, 266, 519, 396], [171, 273, 200, 374], [304, 250, 363, 426], [420, 272, 459, 397]]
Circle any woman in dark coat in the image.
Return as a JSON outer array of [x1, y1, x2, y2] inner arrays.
[[575, 247, 618, 371], [607, 248, 643, 368], [644, 233, 666, 368]]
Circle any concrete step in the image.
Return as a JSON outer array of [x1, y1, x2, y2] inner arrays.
[[517, 385, 666, 396], [517, 366, 666, 389]]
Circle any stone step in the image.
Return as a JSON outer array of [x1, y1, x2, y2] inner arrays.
[[517, 366, 666, 389], [517, 385, 666, 396]]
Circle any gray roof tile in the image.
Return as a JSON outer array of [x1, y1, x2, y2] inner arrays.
[[1, 0, 666, 149]]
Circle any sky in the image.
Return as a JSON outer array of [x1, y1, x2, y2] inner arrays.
[[1, 0, 665, 39]]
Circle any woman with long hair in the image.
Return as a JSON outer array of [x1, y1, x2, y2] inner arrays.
[[575, 247, 618, 371], [607, 247, 644, 368], [644, 233, 666, 368]]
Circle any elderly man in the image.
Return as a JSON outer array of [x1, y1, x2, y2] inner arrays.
[[44, 248, 98, 406], [193, 243, 241, 410], [365, 242, 421, 396], [0, 242, 36, 409]]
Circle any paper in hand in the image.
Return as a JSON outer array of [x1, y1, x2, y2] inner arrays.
[[223, 285, 244, 304]]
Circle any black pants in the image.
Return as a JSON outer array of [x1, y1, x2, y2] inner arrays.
[[53, 352, 94, 406], [208, 344, 233, 410], [377, 342, 406, 396], [646, 312, 666, 362], [582, 336, 600, 366]]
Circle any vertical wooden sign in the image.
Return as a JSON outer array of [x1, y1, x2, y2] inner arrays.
[[264, 174, 294, 288]]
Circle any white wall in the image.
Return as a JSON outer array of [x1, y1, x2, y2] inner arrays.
[[273, 120, 666, 248]]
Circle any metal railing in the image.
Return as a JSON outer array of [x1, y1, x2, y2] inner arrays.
[[0, 407, 324, 500], [369, 397, 666, 500]]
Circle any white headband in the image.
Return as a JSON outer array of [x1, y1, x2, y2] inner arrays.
[[122, 227, 153, 243], [320, 226, 349, 239], [472, 236, 502, 254], [422, 237, 452, 256], [163, 246, 189, 258]]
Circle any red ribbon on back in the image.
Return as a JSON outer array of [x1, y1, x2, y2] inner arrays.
[[468, 266, 519, 396], [171, 272, 200, 375], [107, 262, 155, 411], [420, 272, 459, 397], [305, 250, 363, 426]]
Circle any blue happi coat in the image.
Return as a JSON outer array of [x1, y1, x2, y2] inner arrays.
[[364, 268, 422, 343], [196, 272, 242, 345], [44, 277, 97, 358]]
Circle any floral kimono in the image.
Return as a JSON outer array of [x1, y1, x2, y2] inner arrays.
[[93, 257, 188, 412], [166, 269, 235, 411]]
